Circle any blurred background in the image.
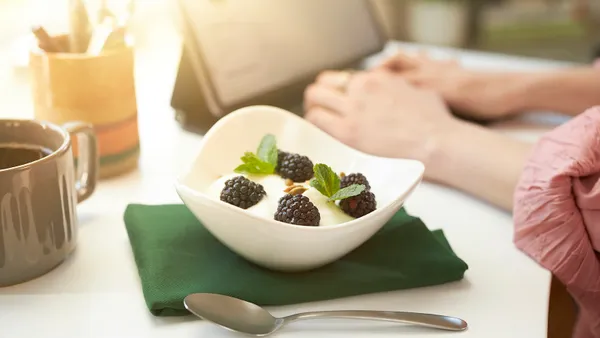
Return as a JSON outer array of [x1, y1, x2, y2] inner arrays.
[[1, 0, 598, 64], [0, 0, 598, 119], [372, 0, 600, 63]]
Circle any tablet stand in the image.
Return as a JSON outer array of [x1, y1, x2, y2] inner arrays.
[[170, 47, 220, 135]]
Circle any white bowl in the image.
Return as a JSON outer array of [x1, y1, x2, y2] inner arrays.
[[175, 105, 425, 272]]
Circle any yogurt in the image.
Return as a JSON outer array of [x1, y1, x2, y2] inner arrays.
[[207, 173, 355, 226]]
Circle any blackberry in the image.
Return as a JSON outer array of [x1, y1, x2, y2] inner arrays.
[[274, 194, 320, 226], [276, 150, 289, 172], [276, 151, 314, 182], [340, 191, 377, 218], [220, 176, 266, 209], [340, 173, 371, 190]]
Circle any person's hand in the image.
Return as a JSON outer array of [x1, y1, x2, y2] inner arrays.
[[378, 51, 526, 120], [304, 69, 535, 210], [376, 50, 459, 73], [303, 69, 459, 165]]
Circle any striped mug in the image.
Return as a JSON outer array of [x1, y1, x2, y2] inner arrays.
[[28, 36, 139, 179]]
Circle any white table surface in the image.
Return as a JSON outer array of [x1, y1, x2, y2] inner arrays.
[[0, 35, 574, 338]]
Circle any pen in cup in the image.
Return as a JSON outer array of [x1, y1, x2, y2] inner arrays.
[[32, 26, 64, 53], [97, 0, 115, 23], [86, 17, 115, 55], [68, 0, 93, 53]]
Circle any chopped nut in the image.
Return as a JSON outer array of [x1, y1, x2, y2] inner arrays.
[[285, 178, 294, 186], [289, 186, 308, 195], [284, 184, 304, 193], [283, 184, 301, 192]]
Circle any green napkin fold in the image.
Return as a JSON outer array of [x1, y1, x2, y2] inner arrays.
[[124, 204, 468, 316]]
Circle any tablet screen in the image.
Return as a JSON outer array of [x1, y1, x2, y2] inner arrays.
[[178, 0, 385, 107]]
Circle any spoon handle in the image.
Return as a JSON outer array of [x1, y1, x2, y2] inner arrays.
[[282, 310, 467, 331]]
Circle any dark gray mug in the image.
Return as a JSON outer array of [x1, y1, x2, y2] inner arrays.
[[0, 120, 98, 287]]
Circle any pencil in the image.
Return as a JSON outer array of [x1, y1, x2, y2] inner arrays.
[[32, 26, 63, 53], [68, 0, 93, 53]]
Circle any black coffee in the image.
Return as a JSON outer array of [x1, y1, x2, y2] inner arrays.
[[0, 144, 53, 170]]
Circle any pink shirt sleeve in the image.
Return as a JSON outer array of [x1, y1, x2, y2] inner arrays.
[[513, 106, 600, 338]]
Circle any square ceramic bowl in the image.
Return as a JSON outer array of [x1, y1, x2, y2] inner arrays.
[[175, 105, 424, 272]]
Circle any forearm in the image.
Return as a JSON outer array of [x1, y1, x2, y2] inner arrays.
[[424, 121, 533, 212], [512, 67, 600, 116]]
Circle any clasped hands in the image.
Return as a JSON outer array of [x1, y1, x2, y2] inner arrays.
[[303, 52, 507, 165]]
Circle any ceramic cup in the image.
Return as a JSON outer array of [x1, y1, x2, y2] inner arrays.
[[0, 119, 98, 287], [28, 35, 140, 179]]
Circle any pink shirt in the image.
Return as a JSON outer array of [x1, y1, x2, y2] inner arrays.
[[513, 105, 600, 338]]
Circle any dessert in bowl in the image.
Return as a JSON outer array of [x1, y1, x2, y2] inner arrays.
[[175, 105, 425, 272]]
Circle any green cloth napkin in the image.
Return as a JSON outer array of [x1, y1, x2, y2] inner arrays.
[[124, 204, 468, 316]]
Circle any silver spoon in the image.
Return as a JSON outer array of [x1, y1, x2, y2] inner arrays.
[[183, 293, 468, 336]]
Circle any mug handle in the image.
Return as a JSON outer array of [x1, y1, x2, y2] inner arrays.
[[63, 122, 99, 203]]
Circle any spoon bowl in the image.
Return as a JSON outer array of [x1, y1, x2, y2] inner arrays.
[[183, 293, 468, 336], [184, 293, 282, 335]]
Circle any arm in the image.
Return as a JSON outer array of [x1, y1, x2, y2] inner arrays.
[[380, 54, 600, 119], [422, 120, 533, 212], [303, 69, 535, 212], [510, 67, 600, 117]]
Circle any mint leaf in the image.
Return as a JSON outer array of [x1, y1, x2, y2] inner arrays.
[[309, 178, 328, 196], [329, 184, 365, 201], [256, 134, 278, 167], [234, 152, 275, 174], [233, 134, 279, 174], [310, 163, 341, 198]]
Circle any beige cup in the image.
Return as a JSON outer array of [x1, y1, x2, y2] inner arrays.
[[28, 35, 140, 179]]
